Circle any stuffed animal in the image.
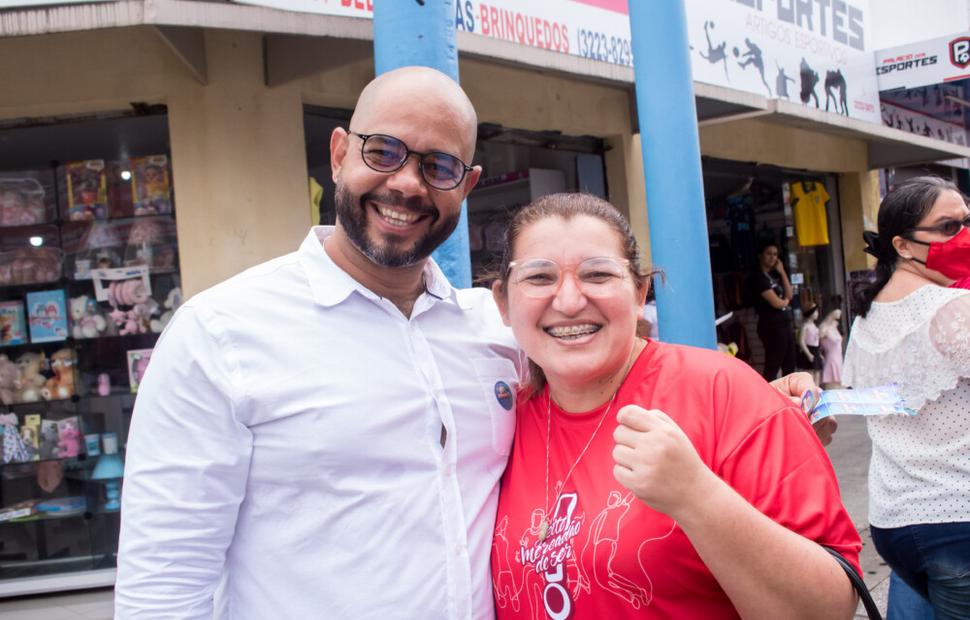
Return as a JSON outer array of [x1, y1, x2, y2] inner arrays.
[[150, 287, 182, 333], [14, 352, 47, 403], [0, 354, 21, 406], [0, 247, 61, 285], [43, 348, 75, 401], [107, 278, 149, 307], [56, 418, 81, 458], [109, 297, 157, 336], [0, 178, 47, 226], [70, 295, 108, 339]]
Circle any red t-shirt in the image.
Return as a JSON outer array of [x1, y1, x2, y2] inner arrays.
[[491, 341, 861, 619]]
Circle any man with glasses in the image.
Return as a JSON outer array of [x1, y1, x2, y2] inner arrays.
[[117, 66, 522, 619], [116, 66, 817, 619]]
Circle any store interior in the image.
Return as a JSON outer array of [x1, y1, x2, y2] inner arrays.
[[702, 157, 846, 372]]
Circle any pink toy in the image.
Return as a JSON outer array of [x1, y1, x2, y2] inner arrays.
[[56, 418, 81, 458], [97, 372, 111, 396]]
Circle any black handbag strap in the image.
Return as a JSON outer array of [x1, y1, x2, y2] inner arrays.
[[825, 547, 883, 620]]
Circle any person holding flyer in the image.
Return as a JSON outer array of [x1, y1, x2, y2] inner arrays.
[[845, 176, 970, 619]]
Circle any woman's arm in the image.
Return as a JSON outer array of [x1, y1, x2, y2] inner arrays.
[[775, 261, 794, 302], [612, 406, 857, 620], [798, 325, 813, 361], [760, 288, 790, 310]]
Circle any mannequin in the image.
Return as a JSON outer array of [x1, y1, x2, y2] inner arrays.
[[818, 308, 844, 388], [798, 305, 822, 385]]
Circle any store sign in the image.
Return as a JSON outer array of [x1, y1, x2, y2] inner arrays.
[[0, 0, 114, 6], [232, 0, 631, 63], [880, 101, 968, 147], [233, 0, 881, 123], [876, 32, 970, 91], [684, 0, 880, 123]]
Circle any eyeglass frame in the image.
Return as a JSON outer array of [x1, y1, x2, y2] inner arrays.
[[905, 214, 970, 239], [349, 131, 474, 191], [506, 257, 635, 299]]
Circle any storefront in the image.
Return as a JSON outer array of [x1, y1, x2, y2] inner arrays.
[[702, 157, 845, 373], [0, 8, 640, 595], [0, 110, 180, 590], [2, 0, 970, 598]]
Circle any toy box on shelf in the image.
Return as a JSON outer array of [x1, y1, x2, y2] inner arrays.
[[64, 160, 109, 222], [0, 170, 57, 227], [0, 300, 27, 346], [130, 155, 172, 216]]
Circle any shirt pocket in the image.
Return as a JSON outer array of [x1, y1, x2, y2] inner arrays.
[[471, 358, 518, 456]]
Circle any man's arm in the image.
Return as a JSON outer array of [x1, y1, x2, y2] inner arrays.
[[115, 304, 253, 619]]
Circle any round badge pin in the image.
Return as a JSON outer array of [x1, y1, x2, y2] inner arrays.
[[494, 381, 514, 411]]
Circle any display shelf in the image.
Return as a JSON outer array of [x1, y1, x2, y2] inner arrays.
[[0, 454, 90, 471], [0, 122, 177, 596]]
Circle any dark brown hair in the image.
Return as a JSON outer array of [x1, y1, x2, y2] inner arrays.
[[492, 192, 654, 396]]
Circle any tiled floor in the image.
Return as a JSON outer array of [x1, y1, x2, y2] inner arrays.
[[0, 587, 113, 620]]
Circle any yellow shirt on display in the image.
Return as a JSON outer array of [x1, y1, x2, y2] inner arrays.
[[791, 181, 830, 246]]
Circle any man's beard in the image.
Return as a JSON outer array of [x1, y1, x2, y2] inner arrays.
[[334, 182, 459, 268]]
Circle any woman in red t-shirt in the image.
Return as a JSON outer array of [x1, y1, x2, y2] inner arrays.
[[489, 193, 861, 619]]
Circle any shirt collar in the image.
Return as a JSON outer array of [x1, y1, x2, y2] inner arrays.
[[298, 226, 469, 309]]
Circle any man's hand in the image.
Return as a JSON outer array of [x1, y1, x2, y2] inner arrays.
[[769, 372, 837, 446]]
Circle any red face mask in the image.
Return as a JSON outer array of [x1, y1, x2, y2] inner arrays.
[[909, 227, 970, 281]]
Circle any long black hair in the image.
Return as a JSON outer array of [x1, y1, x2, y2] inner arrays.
[[853, 176, 958, 317]]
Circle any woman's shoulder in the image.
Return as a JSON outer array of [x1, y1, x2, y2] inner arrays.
[[647, 342, 790, 407]]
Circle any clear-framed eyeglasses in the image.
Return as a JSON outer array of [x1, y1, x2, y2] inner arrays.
[[349, 131, 473, 191], [507, 257, 633, 299]]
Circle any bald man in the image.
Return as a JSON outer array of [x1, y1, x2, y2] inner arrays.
[[115, 67, 524, 619]]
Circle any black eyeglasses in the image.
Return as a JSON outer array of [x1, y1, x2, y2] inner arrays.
[[907, 214, 970, 238], [349, 132, 473, 191]]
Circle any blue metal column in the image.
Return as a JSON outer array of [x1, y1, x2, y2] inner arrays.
[[373, 0, 472, 288], [628, 1, 716, 348]]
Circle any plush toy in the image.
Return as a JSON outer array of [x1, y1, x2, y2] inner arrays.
[[150, 287, 182, 333], [0, 247, 61, 285], [70, 295, 108, 339], [43, 348, 75, 401], [14, 352, 47, 403], [109, 297, 157, 336], [107, 278, 149, 307], [56, 418, 81, 458], [0, 178, 47, 226], [0, 354, 21, 406]]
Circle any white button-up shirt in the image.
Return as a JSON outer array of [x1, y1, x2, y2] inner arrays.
[[116, 228, 524, 619]]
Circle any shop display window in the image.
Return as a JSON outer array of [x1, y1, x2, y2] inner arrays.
[[0, 113, 180, 593]]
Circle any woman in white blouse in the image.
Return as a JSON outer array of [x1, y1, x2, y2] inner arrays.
[[844, 176, 970, 620]]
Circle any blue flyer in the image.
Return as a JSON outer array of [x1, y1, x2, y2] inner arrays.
[[26, 289, 68, 343]]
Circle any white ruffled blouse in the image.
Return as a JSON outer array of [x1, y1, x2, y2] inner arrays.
[[843, 285, 970, 528]]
